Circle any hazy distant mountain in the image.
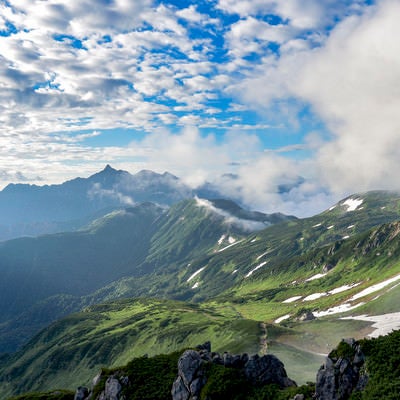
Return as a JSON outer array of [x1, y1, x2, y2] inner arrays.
[[0, 165, 193, 240]]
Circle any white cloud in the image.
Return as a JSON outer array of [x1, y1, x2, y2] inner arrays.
[[230, 1, 400, 200], [296, 0, 400, 194]]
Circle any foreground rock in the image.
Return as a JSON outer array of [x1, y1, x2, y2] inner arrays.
[[74, 341, 296, 400], [315, 338, 367, 400], [171, 341, 296, 400]]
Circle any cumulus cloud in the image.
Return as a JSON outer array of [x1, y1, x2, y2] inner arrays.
[[0, 0, 394, 218], [228, 0, 400, 202], [296, 0, 400, 193]]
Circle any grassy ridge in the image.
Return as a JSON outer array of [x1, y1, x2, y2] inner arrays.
[[0, 298, 261, 397]]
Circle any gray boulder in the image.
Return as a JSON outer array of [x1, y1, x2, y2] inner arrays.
[[74, 387, 89, 400], [171, 342, 296, 400], [172, 349, 206, 400], [244, 354, 297, 388], [98, 376, 122, 400], [315, 339, 367, 400]]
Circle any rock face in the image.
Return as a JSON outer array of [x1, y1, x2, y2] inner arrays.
[[74, 373, 128, 400], [315, 339, 367, 400], [171, 342, 296, 400], [74, 341, 295, 400], [74, 387, 89, 400]]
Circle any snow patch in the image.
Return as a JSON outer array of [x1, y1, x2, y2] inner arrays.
[[342, 235, 350, 239], [192, 282, 200, 289], [303, 292, 327, 301], [341, 312, 400, 338], [343, 198, 363, 212], [350, 273, 400, 301], [245, 261, 267, 278], [313, 302, 365, 317], [347, 225, 355, 229], [275, 314, 291, 324], [306, 273, 327, 282], [187, 267, 206, 282], [313, 223, 322, 228], [218, 239, 244, 252], [329, 205, 336, 211], [228, 236, 236, 244], [232, 269, 238, 274], [256, 250, 270, 260], [282, 295, 302, 303], [327, 225, 334, 230], [328, 283, 361, 295], [218, 235, 226, 245]]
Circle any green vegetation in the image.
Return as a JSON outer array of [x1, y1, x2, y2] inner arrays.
[[91, 351, 182, 400], [4, 190, 400, 397], [349, 330, 400, 399], [0, 298, 260, 397], [8, 391, 74, 400]]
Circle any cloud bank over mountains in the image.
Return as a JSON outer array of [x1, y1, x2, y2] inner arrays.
[[0, 0, 398, 216]]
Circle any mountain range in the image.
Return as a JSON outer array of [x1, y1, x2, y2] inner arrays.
[[1, 167, 400, 398]]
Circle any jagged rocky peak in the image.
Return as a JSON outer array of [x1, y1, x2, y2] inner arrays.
[[171, 342, 297, 400], [315, 338, 367, 400], [74, 342, 297, 400]]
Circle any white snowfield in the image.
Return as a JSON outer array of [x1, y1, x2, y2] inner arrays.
[[329, 283, 361, 295], [282, 295, 302, 303], [341, 312, 400, 338], [256, 250, 270, 260], [282, 283, 360, 304], [217, 239, 243, 252], [245, 261, 267, 278], [306, 273, 327, 282], [313, 302, 365, 317], [343, 198, 363, 212], [350, 273, 400, 301], [192, 282, 200, 289], [217, 234, 226, 245], [275, 314, 291, 324], [187, 267, 206, 282], [303, 292, 327, 301]]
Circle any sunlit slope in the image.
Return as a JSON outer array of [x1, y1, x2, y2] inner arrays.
[[177, 191, 400, 300], [0, 298, 261, 398], [0, 198, 270, 352]]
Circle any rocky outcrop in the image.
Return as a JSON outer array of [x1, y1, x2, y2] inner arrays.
[[315, 339, 367, 400], [74, 341, 296, 400], [171, 342, 296, 400], [74, 373, 128, 400], [74, 387, 89, 400]]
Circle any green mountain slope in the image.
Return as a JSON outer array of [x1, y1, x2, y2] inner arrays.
[[0, 298, 261, 398], [3, 191, 400, 395], [0, 198, 272, 353]]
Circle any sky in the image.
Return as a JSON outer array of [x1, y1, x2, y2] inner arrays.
[[1, 0, 399, 216]]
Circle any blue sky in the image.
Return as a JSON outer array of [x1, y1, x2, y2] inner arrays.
[[1, 0, 400, 216]]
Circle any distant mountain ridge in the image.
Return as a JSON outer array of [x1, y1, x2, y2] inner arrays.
[[0, 165, 296, 241], [0, 165, 193, 240]]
